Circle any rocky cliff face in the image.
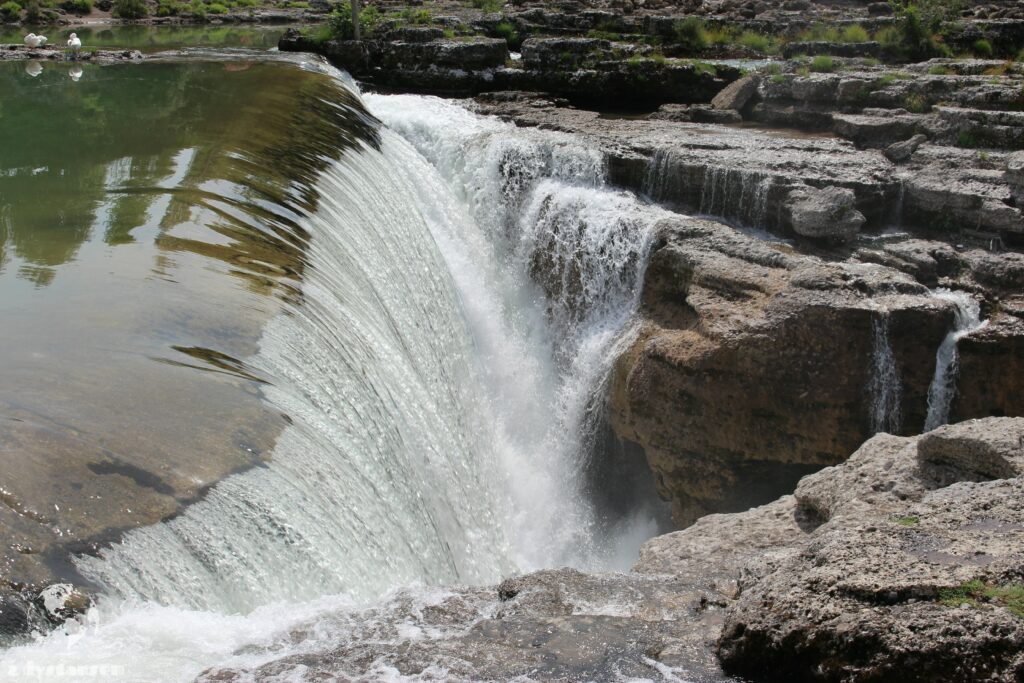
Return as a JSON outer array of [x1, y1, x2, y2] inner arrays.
[[466, 93, 1024, 525], [607, 216, 954, 525]]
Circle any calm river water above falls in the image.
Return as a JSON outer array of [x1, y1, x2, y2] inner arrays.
[[0, 51, 668, 680]]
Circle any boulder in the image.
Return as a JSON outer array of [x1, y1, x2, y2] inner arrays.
[[783, 185, 865, 242], [35, 583, 91, 624], [718, 418, 1024, 682], [884, 133, 929, 163], [710, 75, 758, 111]]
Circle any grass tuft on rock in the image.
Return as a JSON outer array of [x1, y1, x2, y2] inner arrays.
[[809, 55, 835, 72], [939, 580, 1024, 618]]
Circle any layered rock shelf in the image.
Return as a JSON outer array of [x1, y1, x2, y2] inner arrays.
[[201, 418, 1024, 682]]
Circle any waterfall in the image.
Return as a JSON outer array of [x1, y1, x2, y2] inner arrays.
[[365, 93, 669, 570], [924, 289, 987, 431], [643, 153, 772, 229], [1, 82, 669, 680], [868, 312, 902, 434]]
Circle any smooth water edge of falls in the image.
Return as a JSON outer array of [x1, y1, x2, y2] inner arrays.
[[0, 77, 672, 682]]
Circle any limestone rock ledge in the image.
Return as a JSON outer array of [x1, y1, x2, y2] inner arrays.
[[199, 418, 1024, 682], [608, 215, 956, 526], [717, 417, 1024, 682]]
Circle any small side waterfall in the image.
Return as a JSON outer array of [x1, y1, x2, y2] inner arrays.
[[924, 289, 987, 431], [643, 152, 772, 229], [868, 312, 902, 434]]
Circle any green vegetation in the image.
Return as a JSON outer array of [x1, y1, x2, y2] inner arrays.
[[973, 38, 993, 57], [895, 516, 919, 526], [59, 0, 90, 13], [327, 2, 381, 40], [112, 0, 147, 18], [886, 0, 960, 60], [875, 25, 902, 49], [587, 29, 623, 41], [23, 0, 40, 20], [928, 64, 951, 74], [939, 580, 1024, 618], [737, 31, 776, 53], [956, 130, 978, 147], [0, 0, 19, 18], [801, 23, 841, 42], [471, 0, 502, 12], [206, 1, 226, 13], [494, 21, 519, 48], [810, 55, 835, 72], [840, 24, 870, 43], [673, 16, 708, 53], [903, 93, 930, 112], [650, 51, 668, 64], [400, 7, 431, 24]]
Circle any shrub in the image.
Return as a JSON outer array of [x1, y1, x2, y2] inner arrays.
[[875, 25, 902, 48], [399, 7, 431, 24], [187, 0, 204, 17], [112, 0, 146, 18], [973, 38, 993, 57], [206, 1, 226, 12], [928, 64, 950, 74], [328, 2, 381, 39], [672, 16, 708, 53], [650, 51, 668, 64], [494, 21, 519, 47], [887, 1, 958, 59], [0, 0, 20, 18], [59, 0, 91, 13], [802, 23, 840, 42], [903, 93, 930, 112], [738, 31, 774, 53], [840, 24, 870, 43], [809, 55, 835, 72], [956, 130, 977, 147], [471, 0, 501, 12]]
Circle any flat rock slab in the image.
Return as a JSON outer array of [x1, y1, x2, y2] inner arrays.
[[0, 45, 143, 62]]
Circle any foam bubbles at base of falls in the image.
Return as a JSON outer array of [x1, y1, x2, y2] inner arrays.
[[924, 289, 987, 432]]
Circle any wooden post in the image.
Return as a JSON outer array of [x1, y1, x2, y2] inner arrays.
[[352, 0, 362, 41]]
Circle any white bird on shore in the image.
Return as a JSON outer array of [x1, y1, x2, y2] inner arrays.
[[24, 33, 42, 48], [37, 35, 48, 46], [67, 33, 81, 59]]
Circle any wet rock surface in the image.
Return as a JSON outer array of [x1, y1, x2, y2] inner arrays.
[[198, 418, 1024, 682]]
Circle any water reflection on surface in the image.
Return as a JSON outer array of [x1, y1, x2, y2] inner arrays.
[[0, 24, 286, 53], [0, 57, 379, 590]]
